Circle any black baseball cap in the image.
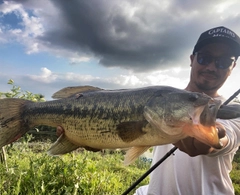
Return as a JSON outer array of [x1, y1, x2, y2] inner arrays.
[[193, 26, 240, 57]]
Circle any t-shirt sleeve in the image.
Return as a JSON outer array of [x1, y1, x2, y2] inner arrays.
[[208, 117, 240, 157]]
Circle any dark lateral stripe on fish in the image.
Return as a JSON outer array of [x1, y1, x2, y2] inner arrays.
[[23, 101, 146, 121], [22, 90, 154, 120], [116, 121, 148, 142]]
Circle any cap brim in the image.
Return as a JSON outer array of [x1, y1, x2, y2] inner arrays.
[[193, 37, 240, 56]]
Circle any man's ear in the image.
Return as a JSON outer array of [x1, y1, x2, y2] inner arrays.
[[228, 62, 236, 76], [190, 54, 194, 67]]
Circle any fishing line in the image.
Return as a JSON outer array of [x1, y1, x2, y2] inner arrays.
[[121, 88, 240, 195]]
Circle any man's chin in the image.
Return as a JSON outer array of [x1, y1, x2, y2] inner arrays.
[[196, 82, 218, 91]]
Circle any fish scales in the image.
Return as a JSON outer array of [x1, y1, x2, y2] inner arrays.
[[16, 88, 133, 144], [22, 87, 171, 148], [0, 86, 180, 147]]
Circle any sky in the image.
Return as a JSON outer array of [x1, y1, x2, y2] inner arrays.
[[0, 0, 239, 100]]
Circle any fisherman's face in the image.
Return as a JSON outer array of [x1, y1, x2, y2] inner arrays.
[[190, 43, 236, 93]]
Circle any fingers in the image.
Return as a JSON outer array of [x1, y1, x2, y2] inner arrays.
[[216, 122, 226, 139], [173, 137, 211, 156], [173, 137, 197, 156]]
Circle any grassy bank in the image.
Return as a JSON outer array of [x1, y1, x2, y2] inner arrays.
[[0, 142, 239, 195], [0, 142, 151, 195]]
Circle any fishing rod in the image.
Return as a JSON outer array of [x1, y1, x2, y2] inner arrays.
[[122, 88, 240, 195], [222, 88, 240, 105], [121, 146, 178, 195]]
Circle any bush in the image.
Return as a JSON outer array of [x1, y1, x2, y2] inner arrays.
[[0, 79, 45, 102], [231, 149, 240, 195], [0, 143, 150, 195]]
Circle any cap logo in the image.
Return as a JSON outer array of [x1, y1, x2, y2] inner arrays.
[[208, 27, 236, 38], [193, 26, 240, 56]]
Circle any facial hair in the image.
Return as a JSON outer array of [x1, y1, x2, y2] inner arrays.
[[196, 70, 222, 91]]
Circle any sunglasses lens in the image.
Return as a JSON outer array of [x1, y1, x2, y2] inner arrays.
[[197, 54, 213, 66], [196, 53, 234, 69], [216, 58, 233, 69]]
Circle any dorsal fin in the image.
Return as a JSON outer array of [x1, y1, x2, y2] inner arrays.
[[52, 86, 102, 99]]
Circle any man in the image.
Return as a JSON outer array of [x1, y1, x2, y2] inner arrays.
[[135, 26, 240, 195]]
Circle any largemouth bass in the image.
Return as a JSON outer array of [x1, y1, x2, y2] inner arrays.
[[0, 86, 231, 164]]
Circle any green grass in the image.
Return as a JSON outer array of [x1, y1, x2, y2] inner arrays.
[[231, 150, 240, 195], [0, 143, 151, 195], [0, 142, 239, 195]]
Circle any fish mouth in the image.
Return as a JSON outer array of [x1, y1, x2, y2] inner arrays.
[[186, 98, 223, 149]]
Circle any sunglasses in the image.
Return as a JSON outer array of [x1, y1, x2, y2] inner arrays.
[[195, 52, 235, 69]]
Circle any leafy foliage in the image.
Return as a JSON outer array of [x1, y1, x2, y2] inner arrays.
[[231, 150, 240, 195], [0, 79, 45, 102], [0, 143, 150, 195]]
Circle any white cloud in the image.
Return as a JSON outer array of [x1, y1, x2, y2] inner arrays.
[[116, 75, 145, 86], [0, 1, 44, 54], [64, 72, 98, 82], [0, 1, 21, 14], [29, 67, 58, 83], [25, 66, 190, 97]]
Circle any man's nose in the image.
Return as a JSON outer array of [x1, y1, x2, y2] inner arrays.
[[206, 61, 218, 71]]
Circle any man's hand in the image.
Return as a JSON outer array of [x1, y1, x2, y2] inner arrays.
[[173, 124, 227, 156]]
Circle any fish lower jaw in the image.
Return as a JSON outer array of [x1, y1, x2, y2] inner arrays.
[[187, 124, 222, 149]]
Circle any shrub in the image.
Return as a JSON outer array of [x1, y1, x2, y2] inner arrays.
[[0, 143, 150, 195]]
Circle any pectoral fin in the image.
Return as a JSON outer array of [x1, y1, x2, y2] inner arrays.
[[47, 134, 80, 155], [124, 146, 150, 166]]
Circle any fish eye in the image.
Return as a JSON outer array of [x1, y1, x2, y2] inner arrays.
[[188, 94, 198, 102]]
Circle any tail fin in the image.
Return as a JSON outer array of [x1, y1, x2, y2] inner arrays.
[[0, 98, 31, 147]]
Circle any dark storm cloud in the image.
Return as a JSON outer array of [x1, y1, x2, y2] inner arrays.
[[37, 0, 194, 71], [8, 0, 240, 72]]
